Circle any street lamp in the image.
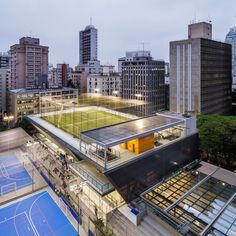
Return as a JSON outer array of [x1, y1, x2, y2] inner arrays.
[[94, 88, 99, 94], [112, 90, 119, 96], [3, 115, 14, 129], [135, 94, 142, 98]]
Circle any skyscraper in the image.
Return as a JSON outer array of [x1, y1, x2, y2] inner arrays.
[[10, 37, 48, 89], [79, 25, 98, 64], [121, 51, 165, 115], [170, 22, 232, 115], [225, 26, 236, 89]]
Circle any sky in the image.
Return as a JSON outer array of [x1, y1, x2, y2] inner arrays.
[[1, 0, 236, 68]]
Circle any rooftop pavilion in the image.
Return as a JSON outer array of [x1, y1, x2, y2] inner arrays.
[[80, 115, 183, 148], [27, 108, 196, 172]]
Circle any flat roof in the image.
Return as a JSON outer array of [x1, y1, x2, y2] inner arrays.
[[80, 115, 183, 148], [10, 86, 77, 94]]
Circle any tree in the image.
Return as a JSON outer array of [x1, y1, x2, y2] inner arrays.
[[197, 115, 236, 169]]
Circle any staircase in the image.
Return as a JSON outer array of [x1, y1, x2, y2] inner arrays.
[[108, 208, 176, 236]]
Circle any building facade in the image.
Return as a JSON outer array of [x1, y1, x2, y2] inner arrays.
[[121, 51, 165, 114], [9, 87, 78, 123], [10, 37, 48, 89], [225, 26, 236, 89], [170, 23, 232, 115], [48, 65, 57, 88], [0, 69, 11, 112], [76, 60, 101, 74], [188, 21, 212, 40], [67, 70, 87, 93], [56, 63, 72, 87], [87, 74, 121, 96], [79, 25, 98, 65], [0, 52, 10, 69]]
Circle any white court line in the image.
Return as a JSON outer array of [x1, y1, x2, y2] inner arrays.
[[29, 192, 48, 236], [0, 163, 9, 178], [0, 211, 26, 224], [25, 213, 38, 236], [0, 163, 31, 181], [0, 211, 37, 236]]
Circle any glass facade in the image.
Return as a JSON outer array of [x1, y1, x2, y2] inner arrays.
[[225, 26, 236, 85], [105, 133, 199, 202]]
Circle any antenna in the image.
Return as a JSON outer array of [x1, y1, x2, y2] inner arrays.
[[90, 17, 92, 25], [141, 42, 145, 52]]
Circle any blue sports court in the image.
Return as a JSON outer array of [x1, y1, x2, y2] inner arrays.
[[0, 190, 78, 236], [0, 153, 32, 195]]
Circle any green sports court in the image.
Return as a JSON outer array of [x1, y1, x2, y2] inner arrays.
[[42, 109, 129, 137]]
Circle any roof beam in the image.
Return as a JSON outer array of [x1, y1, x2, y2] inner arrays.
[[164, 167, 220, 212], [200, 192, 236, 236]]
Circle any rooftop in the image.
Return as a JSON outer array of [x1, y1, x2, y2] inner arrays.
[[9, 87, 78, 94], [80, 115, 183, 148]]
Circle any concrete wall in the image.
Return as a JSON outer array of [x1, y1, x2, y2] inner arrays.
[[170, 38, 201, 114]]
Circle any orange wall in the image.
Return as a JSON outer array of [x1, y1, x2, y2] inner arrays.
[[120, 133, 154, 154]]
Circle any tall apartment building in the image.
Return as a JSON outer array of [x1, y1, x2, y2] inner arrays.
[[10, 37, 48, 89], [121, 51, 165, 114], [0, 69, 11, 112], [79, 25, 98, 64], [0, 52, 10, 69], [170, 22, 232, 115], [225, 26, 236, 89]]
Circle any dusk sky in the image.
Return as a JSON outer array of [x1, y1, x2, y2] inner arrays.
[[1, 0, 236, 68]]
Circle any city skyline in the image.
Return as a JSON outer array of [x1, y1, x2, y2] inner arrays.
[[1, 0, 236, 68]]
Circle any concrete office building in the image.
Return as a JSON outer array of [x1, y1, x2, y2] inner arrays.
[[87, 74, 121, 96], [76, 60, 101, 74], [0, 69, 11, 112], [9, 87, 78, 123], [170, 22, 232, 115], [79, 25, 98, 64], [0, 52, 10, 69], [10, 37, 48, 89], [121, 51, 165, 115], [225, 25, 236, 90]]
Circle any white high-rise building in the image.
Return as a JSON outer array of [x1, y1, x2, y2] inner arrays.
[[79, 25, 98, 64]]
